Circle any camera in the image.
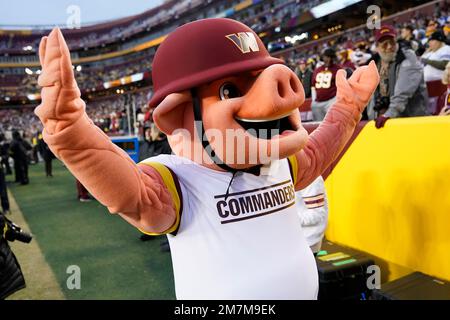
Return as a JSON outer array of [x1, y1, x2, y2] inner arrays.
[[374, 95, 390, 113], [0, 215, 32, 299], [1, 215, 32, 243]]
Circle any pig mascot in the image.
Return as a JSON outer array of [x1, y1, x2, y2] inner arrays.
[[35, 18, 379, 299]]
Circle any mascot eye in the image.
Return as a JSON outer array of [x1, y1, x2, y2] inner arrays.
[[219, 83, 241, 100]]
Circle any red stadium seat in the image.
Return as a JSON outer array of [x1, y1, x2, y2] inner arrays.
[[298, 98, 313, 122], [426, 80, 447, 115], [299, 98, 312, 112]]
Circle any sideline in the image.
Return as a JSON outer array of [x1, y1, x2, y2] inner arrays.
[[5, 190, 65, 300]]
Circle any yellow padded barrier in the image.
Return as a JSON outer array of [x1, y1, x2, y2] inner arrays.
[[325, 116, 450, 281]]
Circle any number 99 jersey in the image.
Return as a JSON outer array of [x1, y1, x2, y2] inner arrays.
[[312, 64, 341, 102]]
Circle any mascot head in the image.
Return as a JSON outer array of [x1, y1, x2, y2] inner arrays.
[[149, 18, 308, 172]]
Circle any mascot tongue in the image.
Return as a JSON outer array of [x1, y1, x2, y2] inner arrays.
[[236, 116, 294, 139]]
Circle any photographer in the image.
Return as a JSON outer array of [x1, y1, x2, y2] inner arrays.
[[10, 130, 31, 185], [0, 215, 32, 299], [367, 25, 429, 128]]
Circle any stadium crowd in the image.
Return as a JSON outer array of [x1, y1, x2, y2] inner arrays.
[[0, 0, 327, 53]]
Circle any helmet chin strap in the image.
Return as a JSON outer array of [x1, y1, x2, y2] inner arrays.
[[190, 88, 261, 176]]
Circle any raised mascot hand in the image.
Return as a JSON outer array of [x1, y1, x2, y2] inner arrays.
[[35, 28, 83, 135], [335, 60, 380, 115]]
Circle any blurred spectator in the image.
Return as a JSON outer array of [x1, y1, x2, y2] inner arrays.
[[9, 130, 30, 185], [295, 59, 313, 99], [0, 165, 10, 215], [31, 133, 39, 164], [426, 19, 439, 38], [337, 49, 355, 72], [0, 133, 12, 175], [350, 45, 372, 67], [139, 123, 171, 161], [37, 133, 54, 177], [311, 48, 341, 121], [438, 61, 450, 116], [444, 22, 450, 43], [76, 180, 92, 202], [368, 25, 429, 128], [400, 25, 424, 55], [421, 31, 450, 82]]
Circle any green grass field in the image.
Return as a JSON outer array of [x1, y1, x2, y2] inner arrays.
[[7, 160, 176, 299]]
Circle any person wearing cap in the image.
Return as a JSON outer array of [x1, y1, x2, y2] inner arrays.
[[421, 30, 450, 82], [294, 59, 312, 98], [368, 25, 428, 128]]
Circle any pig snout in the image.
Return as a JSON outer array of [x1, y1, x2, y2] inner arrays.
[[238, 64, 305, 120]]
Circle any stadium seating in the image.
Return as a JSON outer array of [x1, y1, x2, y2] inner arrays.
[[1, 0, 449, 135]]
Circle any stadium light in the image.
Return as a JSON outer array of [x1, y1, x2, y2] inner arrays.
[[25, 68, 33, 75], [22, 45, 33, 51], [36, 70, 41, 75], [76, 65, 82, 72], [285, 33, 309, 44]]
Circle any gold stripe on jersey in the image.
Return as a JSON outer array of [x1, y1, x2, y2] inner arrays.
[[287, 155, 298, 186], [138, 161, 181, 235]]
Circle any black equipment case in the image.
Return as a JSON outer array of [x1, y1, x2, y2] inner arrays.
[[372, 272, 450, 300], [315, 241, 375, 300]]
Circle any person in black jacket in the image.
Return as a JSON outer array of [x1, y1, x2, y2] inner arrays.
[[295, 59, 313, 98], [0, 165, 10, 215], [9, 131, 30, 185], [37, 133, 54, 177], [139, 122, 172, 161], [0, 215, 29, 299], [0, 133, 12, 175]]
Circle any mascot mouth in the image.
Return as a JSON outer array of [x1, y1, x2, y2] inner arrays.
[[235, 113, 297, 139]]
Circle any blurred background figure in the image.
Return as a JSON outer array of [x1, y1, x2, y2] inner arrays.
[[422, 30, 450, 82], [139, 122, 171, 162], [37, 133, 54, 177], [76, 180, 92, 202], [0, 133, 12, 176], [295, 59, 312, 99], [368, 25, 429, 128], [10, 131, 30, 185], [400, 25, 425, 55], [0, 163, 11, 215], [311, 48, 341, 121], [337, 48, 356, 73], [437, 61, 450, 115]]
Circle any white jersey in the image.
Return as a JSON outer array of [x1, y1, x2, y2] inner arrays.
[[296, 176, 328, 253], [422, 45, 450, 81], [142, 154, 318, 300]]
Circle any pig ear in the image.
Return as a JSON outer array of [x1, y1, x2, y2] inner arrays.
[[152, 91, 192, 135]]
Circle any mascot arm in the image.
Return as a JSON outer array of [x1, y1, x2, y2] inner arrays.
[[34, 28, 177, 234], [294, 62, 379, 190]]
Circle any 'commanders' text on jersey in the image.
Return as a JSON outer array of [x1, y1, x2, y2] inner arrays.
[[140, 154, 318, 300]]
